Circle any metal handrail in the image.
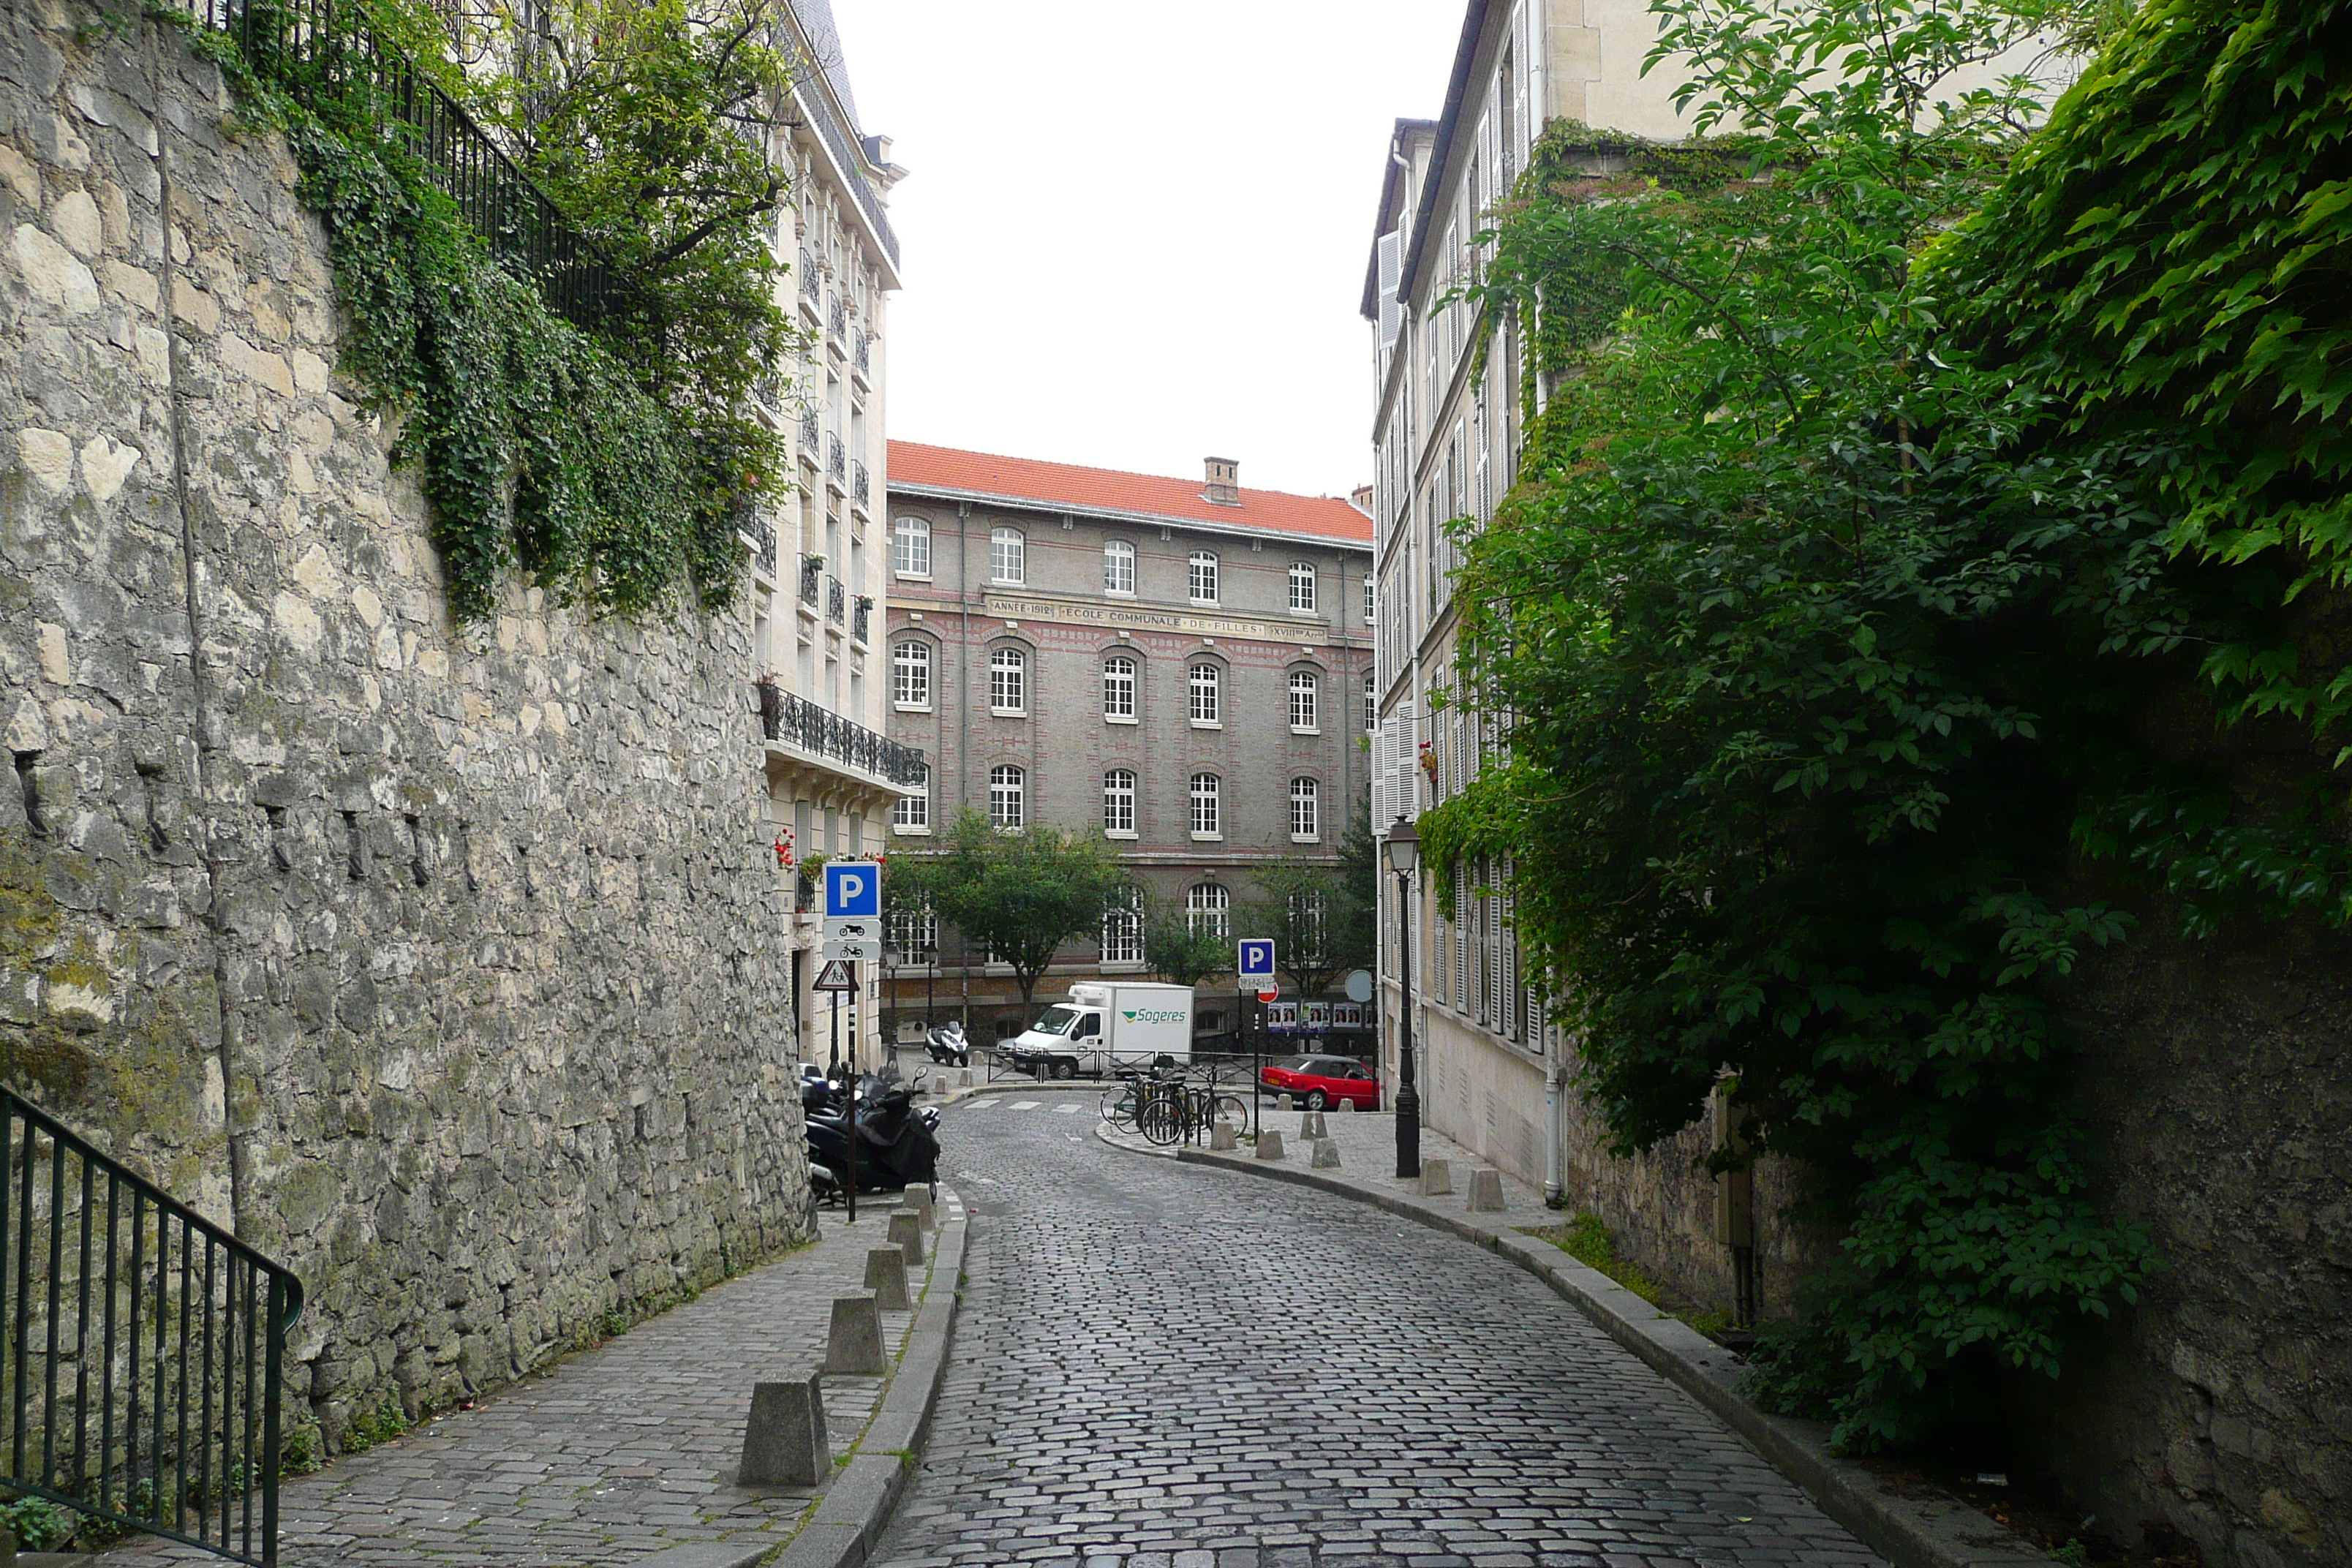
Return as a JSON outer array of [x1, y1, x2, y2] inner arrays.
[[827, 434, 845, 481], [798, 555, 822, 606], [754, 681, 928, 786], [181, 0, 638, 333], [851, 461, 869, 509], [825, 576, 845, 624], [0, 1090, 303, 1567]]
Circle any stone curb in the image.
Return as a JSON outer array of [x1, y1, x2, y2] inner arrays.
[[1093, 1124, 2048, 1568], [769, 1186, 971, 1568]]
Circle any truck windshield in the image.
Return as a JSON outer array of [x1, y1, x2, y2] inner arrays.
[[1031, 1005, 1079, 1037]]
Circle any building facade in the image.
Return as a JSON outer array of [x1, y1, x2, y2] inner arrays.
[[1363, 4, 1686, 1191], [745, 1, 922, 1073], [881, 444, 1373, 1042]]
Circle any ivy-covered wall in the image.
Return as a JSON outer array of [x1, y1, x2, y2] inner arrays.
[[0, 3, 808, 1443]]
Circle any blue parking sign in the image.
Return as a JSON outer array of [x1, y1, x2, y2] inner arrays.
[[1237, 939, 1275, 980], [823, 860, 881, 920]]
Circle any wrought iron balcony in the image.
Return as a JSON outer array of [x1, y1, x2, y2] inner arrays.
[[829, 293, 847, 341], [756, 681, 929, 787], [799, 250, 819, 301], [826, 575, 845, 624], [853, 595, 872, 644], [851, 461, 870, 510], [799, 554, 823, 607], [827, 433, 846, 481], [740, 508, 777, 577], [799, 410, 818, 456], [853, 329, 871, 377]]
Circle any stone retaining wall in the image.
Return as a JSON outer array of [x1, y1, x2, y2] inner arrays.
[[0, 1, 810, 1444]]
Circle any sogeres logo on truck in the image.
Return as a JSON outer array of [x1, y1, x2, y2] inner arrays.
[[1121, 1009, 1186, 1024]]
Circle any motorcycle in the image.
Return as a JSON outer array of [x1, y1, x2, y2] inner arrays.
[[804, 1071, 940, 1196], [923, 1020, 970, 1068]]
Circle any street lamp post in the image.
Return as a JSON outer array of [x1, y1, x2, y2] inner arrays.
[[1386, 817, 1421, 1180]]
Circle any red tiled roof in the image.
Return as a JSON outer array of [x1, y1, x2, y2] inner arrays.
[[887, 441, 1373, 546]]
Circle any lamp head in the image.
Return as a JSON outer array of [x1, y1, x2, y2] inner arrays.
[[1384, 816, 1420, 875]]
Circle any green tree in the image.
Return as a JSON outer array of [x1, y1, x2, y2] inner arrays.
[[919, 810, 1128, 1009], [1140, 898, 1228, 990], [1241, 860, 1365, 1001]]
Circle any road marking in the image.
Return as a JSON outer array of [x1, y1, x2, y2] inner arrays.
[[968, 1098, 1003, 1110], [1054, 1104, 1079, 1115], [1008, 1101, 1041, 1110]]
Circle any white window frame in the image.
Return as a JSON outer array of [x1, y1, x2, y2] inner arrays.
[[1364, 576, 1375, 626], [1101, 888, 1144, 965], [1289, 562, 1317, 613], [1102, 656, 1137, 723], [886, 906, 938, 963], [892, 515, 931, 578], [1188, 550, 1219, 605], [1188, 663, 1221, 727], [892, 780, 930, 834], [1103, 539, 1137, 595], [1186, 881, 1229, 938], [990, 527, 1025, 585], [1363, 668, 1378, 734], [1102, 768, 1137, 837], [892, 640, 931, 710], [1188, 772, 1221, 839], [1289, 777, 1320, 842], [989, 647, 1027, 715], [988, 764, 1025, 830], [1289, 670, 1319, 734]]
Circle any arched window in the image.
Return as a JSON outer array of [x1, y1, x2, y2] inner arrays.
[[1188, 551, 1219, 604], [1186, 881, 1229, 938], [988, 764, 1025, 829], [1101, 887, 1143, 964], [1289, 669, 1320, 732], [989, 647, 1026, 715], [1103, 539, 1136, 595], [1188, 663, 1221, 725], [1289, 777, 1321, 841], [1102, 656, 1137, 720], [990, 527, 1025, 584], [892, 515, 930, 576], [1102, 769, 1137, 834], [1289, 562, 1317, 612], [1189, 772, 1221, 837], [892, 641, 931, 709], [1362, 668, 1378, 733]]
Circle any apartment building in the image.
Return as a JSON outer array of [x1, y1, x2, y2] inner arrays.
[[743, 0, 923, 1072], [880, 443, 1374, 1042], [1363, 1, 1686, 1192]]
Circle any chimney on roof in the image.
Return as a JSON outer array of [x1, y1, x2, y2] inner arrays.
[[1349, 484, 1373, 515], [1204, 456, 1240, 507]]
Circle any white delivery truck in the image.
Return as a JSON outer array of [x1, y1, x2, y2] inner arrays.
[[1010, 982, 1194, 1079]]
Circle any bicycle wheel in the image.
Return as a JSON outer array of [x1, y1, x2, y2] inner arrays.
[[1211, 1094, 1249, 1131], [1139, 1090, 1183, 1146], [1099, 1086, 1138, 1131]]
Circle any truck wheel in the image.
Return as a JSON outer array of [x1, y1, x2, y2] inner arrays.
[[1305, 1090, 1328, 1111], [1052, 1060, 1075, 1080]]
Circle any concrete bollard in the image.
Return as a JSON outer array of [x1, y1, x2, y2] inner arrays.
[[1209, 1119, 1238, 1151], [737, 1373, 827, 1485], [1311, 1137, 1342, 1169], [1298, 1110, 1327, 1139], [1254, 1128, 1286, 1161], [822, 1294, 886, 1375], [886, 1208, 926, 1265], [1420, 1158, 1453, 1196], [863, 1246, 911, 1311], [1275, 1093, 1293, 1112], [959, 1068, 974, 1087], [1467, 1167, 1506, 1212], [1337, 1098, 1356, 1113], [901, 1183, 936, 1230]]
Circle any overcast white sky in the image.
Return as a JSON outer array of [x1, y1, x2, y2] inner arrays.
[[829, 2, 1467, 500]]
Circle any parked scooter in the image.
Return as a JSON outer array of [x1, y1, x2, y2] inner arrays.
[[923, 1020, 970, 1068], [804, 1072, 940, 1194]]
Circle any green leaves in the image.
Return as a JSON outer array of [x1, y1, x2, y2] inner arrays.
[[910, 811, 1133, 1006]]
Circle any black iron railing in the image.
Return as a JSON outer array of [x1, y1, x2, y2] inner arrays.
[[181, 0, 638, 334], [853, 330, 870, 378], [799, 250, 819, 301], [739, 509, 777, 577], [0, 1090, 304, 1567], [755, 682, 927, 786], [825, 575, 845, 625], [852, 597, 871, 644], [826, 433, 845, 483], [783, 45, 901, 269], [799, 411, 818, 456], [798, 555, 822, 607], [828, 294, 846, 340], [851, 462, 869, 510]]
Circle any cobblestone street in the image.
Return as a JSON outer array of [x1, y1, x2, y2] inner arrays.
[[873, 1088, 1886, 1568]]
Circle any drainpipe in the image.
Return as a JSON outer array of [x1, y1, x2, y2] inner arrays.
[[1543, 1022, 1563, 1204]]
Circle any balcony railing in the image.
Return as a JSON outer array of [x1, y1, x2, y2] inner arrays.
[[755, 682, 928, 786], [184, 0, 636, 336], [0, 1088, 304, 1567], [799, 249, 819, 301], [828, 293, 846, 342], [851, 461, 869, 510], [853, 330, 870, 378], [740, 508, 777, 577], [782, 50, 901, 269], [852, 597, 871, 644], [799, 555, 822, 607], [799, 411, 818, 456], [827, 433, 846, 482], [826, 575, 845, 625]]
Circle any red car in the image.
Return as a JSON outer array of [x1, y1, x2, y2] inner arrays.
[[1259, 1055, 1381, 1111]]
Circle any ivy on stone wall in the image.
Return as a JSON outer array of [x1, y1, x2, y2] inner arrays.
[[1417, 0, 2352, 1452], [182, 0, 799, 622]]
